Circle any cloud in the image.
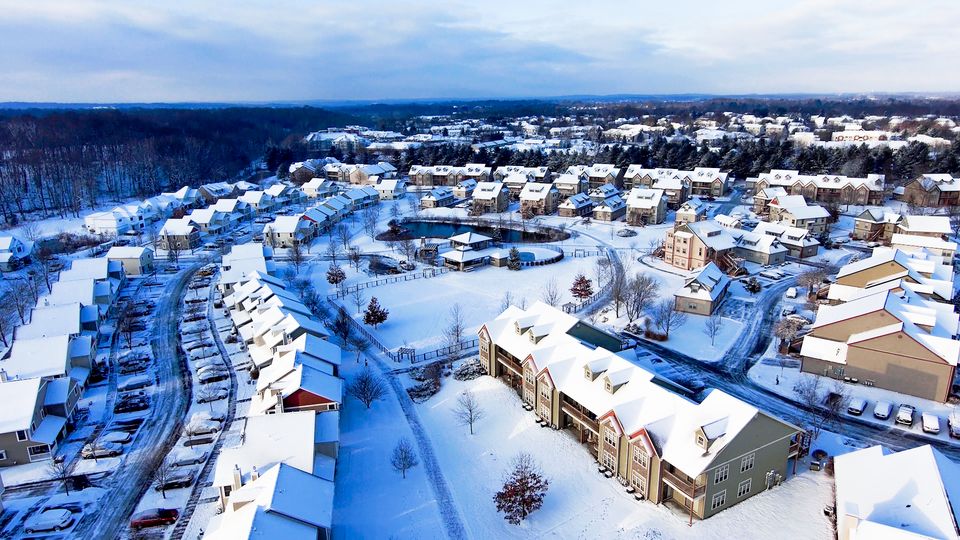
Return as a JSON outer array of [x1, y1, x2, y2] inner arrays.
[[0, 0, 956, 102]]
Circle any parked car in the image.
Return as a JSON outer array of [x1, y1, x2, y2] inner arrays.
[[119, 361, 149, 375], [873, 401, 892, 420], [130, 508, 179, 530], [781, 306, 797, 316], [115, 396, 150, 414], [171, 451, 208, 468], [921, 412, 940, 434], [895, 404, 915, 426], [81, 441, 123, 459], [100, 431, 133, 444], [192, 410, 226, 423], [155, 470, 196, 492], [196, 364, 227, 377], [198, 370, 229, 384], [184, 419, 220, 436], [119, 375, 152, 393], [785, 287, 798, 299], [24, 509, 74, 533], [847, 398, 867, 416], [948, 412, 960, 439], [196, 387, 228, 404]]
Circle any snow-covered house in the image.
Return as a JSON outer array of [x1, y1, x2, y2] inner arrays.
[[0, 377, 77, 466], [0, 235, 34, 271], [158, 218, 201, 251], [750, 169, 885, 205], [676, 198, 708, 226], [472, 182, 509, 214], [239, 191, 276, 214], [751, 221, 820, 258], [1, 334, 94, 388], [552, 173, 588, 197], [213, 198, 254, 226], [829, 248, 954, 304], [188, 208, 228, 235], [205, 463, 334, 540], [263, 215, 315, 248], [420, 187, 455, 209], [752, 187, 789, 215], [492, 165, 551, 184], [265, 183, 305, 207], [375, 178, 406, 200], [452, 178, 476, 199], [766, 195, 830, 235], [218, 244, 278, 295], [84, 208, 145, 236], [800, 289, 960, 402], [250, 351, 342, 416], [15, 302, 99, 341], [409, 163, 490, 186], [199, 181, 239, 204], [320, 196, 351, 221], [343, 186, 379, 210], [162, 186, 202, 208], [674, 262, 731, 315], [687, 167, 729, 197], [478, 302, 803, 523], [896, 215, 952, 239], [665, 220, 787, 273], [301, 177, 338, 199], [558, 193, 594, 218], [890, 233, 957, 263], [834, 445, 960, 540], [622, 166, 690, 207], [520, 183, 559, 216], [625, 188, 667, 225], [900, 173, 960, 207]]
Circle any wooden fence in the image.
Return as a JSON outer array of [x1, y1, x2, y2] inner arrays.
[[329, 267, 449, 299]]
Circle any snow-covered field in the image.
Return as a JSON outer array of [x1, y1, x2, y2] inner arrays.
[[413, 373, 834, 539]]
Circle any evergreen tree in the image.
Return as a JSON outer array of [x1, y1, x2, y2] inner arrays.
[[363, 297, 389, 328], [507, 247, 522, 271], [570, 273, 594, 301], [326, 263, 346, 287]]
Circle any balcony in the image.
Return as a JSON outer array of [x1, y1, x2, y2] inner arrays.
[[788, 441, 802, 457], [560, 402, 598, 435], [660, 468, 705, 500], [495, 352, 522, 376]]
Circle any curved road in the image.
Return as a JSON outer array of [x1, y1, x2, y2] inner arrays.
[[72, 265, 198, 537]]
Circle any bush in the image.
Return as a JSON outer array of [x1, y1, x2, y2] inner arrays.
[[407, 379, 441, 403], [453, 359, 486, 381]]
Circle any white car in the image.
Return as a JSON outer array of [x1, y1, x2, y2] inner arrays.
[[171, 451, 208, 468], [25, 509, 74, 533], [196, 364, 227, 377], [185, 419, 221, 436], [191, 411, 226, 424]]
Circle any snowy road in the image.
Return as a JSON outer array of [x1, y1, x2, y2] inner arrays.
[[72, 265, 198, 538]]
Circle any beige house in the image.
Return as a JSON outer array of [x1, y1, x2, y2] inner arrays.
[[665, 221, 787, 274], [409, 164, 490, 186], [623, 166, 690, 207], [158, 218, 201, 251], [552, 173, 587, 197], [676, 199, 708, 226], [493, 165, 551, 183], [687, 168, 729, 197], [263, 215, 315, 248], [106, 246, 155, 276], [750, 169, 885, 206], [453, 179, 477, 199], [626, 188, 667, 225], [558, 193, 594, 217], [768, 196, 830, 235], [890, 233, 957, 263], [800, 289, 959, 402], [899, 174, 960, 207], [420, 187, 455, 209], [472, 182, 509, 214], [674, 262, 731, 315], [520, 183, 559, 216], [479, 303, 804, 524], [851, 208, 902, 242], [827, 248, 954, 304], [752, 187, 788, 216]]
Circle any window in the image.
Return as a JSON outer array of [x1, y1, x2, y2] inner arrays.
[[714, 464, 729, 484], [16, 430, 28, 441], [711, 490, 726, 510], [602, 451, 617, 471], [28, 444, 50, 457], [632, 471, 647, 495], [633, 446, 648, 468], [0, 450, 5, 460], [740, 453, 755, 473], [737, 479, 752, 498], [603, 428, 618, 447]]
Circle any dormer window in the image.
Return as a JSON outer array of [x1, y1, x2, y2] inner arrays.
[[604, 379, 613, 393], [697, 434, 707, 448]]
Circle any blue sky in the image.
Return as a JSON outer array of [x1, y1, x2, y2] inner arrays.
[[0, 1, 957, 102]]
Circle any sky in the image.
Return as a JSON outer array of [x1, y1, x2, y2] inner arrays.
[[0, 0, 958, 103]]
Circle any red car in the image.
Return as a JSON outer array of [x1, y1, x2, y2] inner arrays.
[[130, 508, 179, 529]]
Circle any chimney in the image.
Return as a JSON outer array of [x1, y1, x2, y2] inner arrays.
[[232, 464, 243, 491], [0, 369, 6, 383], [250, 466, 259, 482]]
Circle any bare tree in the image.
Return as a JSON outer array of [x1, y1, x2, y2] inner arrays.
[[324, 240, 342, 263], [594, 257, 611, 286], [335, 224, 352, 250], [9, 282, 31, 324], [48, 457, 71, 495], [196, 385, 223, 412], [793, 376, 848, 442], [118, 302, 138, 349], [444, 303, 466, 354], [774, 318, 803, 352], [517, 296, 528, 310], [166, 242, 183, 269], [624, 273, 660, 322], [452, 390, 485, 435], [19, 220, 42, 243], [540, 277, 562, 307], [797, 269, 827, 296], [154, 457, 176, 499], [399, 239, 417, 263], [499, 291, 515, 313], [390, 437, 419, 479], [351, 289, 366, 315], [651, 299, 687, 338], [704, 312, 723, 345], [609, 270, 628, 317], [362, 205, 382, 240], [347, 367, 387, 409], [348, 334, 370, 363], [0, 301, 17, 347], [348, 248, 362, 271], [406, 195, 421, 217], [289, 241, 306, 275]]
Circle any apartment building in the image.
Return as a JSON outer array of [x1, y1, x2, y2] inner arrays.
[[567, 164, 624, 190], [827, 248, 954, 305], [800, 289, 959, 402], [750, 169, 885, 205], [900, 174, 960, 207], [625, 188, 667, 225], [478, 303, 803, 524], [851, 208, 902, 242], [674, 262, 731, 315], [409, 163, 490, 186], [664, 221, 787, 273], [767, 196, 830, 235], [622, 166, 693, 207], [751, 222, 820, 258], [420, 187, 455, 209], [675, 199, 708, 226], [520, 183, 560, 216], [552, 173, 588, 197], [472, 182, 510, 214], [752, 187, 788, 216], [558, 193, 594, 217]]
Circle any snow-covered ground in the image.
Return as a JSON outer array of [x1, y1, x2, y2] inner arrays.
[[412, 373, 834, 539]]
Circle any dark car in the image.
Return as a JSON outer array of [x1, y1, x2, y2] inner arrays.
[[154, 471, 195, 491], [115, 397, 150, 413], [130, 508, 179, 529]]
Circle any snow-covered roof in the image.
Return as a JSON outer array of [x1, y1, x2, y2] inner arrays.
[[159, 217, 198, 236], [625, 188, 665, 210], [559, 193, 593, 209], [898, 215, 952, 236], [106, 246, 150, 259], [472, 181, 506, 200], [552, 173, 584, 187], [449, 232, 491, 245], [675, 262, 730, 302], [423, 187, 454, 201], [15, 303, 83, 339], [213, 410, 318, 488], [519, 183, 556, 201], [220, 462, 333, 530], [891, 233, 957, 252], [768, 194, 807, 208], [440, 245, 487, 263], [0, 378, 43, 433], [205, 497, 319, 540], [265, 215, 310, 235], [756, 169, 885, 191], [834, 445, 960, 540], [2, 335, 72, 380], [752, 221, 818, 249]]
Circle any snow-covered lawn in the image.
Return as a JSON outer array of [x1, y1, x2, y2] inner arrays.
[[327, 255, 603, 351], [749, 360, 960, 446], [655, 315, 744, 362], [416, 374, 834, 539], [332, 358, 444, 539]]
